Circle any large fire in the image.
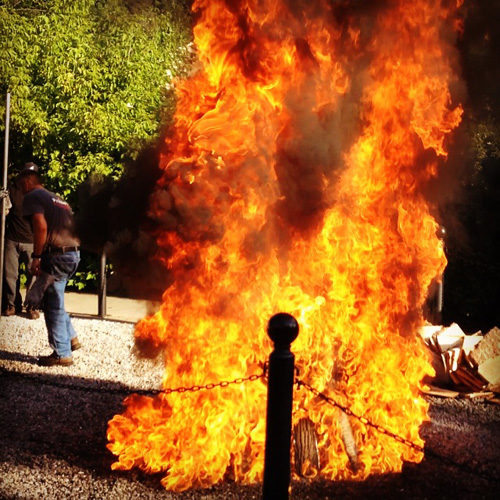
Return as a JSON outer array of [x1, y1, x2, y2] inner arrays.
[[107, 0, 464, 491]]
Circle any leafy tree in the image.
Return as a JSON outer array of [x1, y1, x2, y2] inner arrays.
[[0, 0, 194, 203], [0, 0, 194, 292]]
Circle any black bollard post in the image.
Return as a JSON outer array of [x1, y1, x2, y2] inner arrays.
[[98, 251, 107, 318], [262, 313, 299, 500]]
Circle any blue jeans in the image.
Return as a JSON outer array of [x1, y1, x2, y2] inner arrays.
[[41, 251, 80, 358]]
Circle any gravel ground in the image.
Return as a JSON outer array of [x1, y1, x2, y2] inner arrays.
[[1, 313, 500, 500]]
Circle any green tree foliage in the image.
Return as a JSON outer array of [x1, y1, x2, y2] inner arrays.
[[0, 0, 194, 201], [0, 0, 194, 293]]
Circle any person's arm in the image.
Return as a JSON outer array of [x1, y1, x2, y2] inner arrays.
[[1, 188, 11, 214], [30, 212, 48, 276]]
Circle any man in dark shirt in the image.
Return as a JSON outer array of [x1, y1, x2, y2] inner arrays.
[[2, 163, 39, 319], [18, 165, 81, 367]]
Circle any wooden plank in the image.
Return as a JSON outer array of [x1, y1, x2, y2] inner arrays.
[[293, 417, 320, 477], [421, 385, 459, 398], [454, 367, 486, 391], [462, 332, 483, 356], [470, 327, 500, 366], [338, 411, 360, 473], [477, 355, 500, 385], [487, 382, 500, 394], [463, 391, 495, 400], [435, 323, 465, 351]]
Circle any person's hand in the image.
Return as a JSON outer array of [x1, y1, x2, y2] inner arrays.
[[31, 257, 42, 277]]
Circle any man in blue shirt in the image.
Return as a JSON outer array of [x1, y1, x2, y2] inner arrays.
[[18, 164, 81, 366]]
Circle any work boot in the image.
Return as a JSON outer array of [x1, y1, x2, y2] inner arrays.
[[71, 337, 82, 351], [27, 309, 40, 320], [2, 306, 16, 317], [38, 352, 74, 367]]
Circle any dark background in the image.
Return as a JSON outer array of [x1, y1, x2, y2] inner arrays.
[[440, 2, 500, 333]]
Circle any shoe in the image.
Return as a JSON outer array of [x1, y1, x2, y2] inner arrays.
[[27, 309, 40, 320], [71, 337, 82, 351], [38, 352, 74, 367], [2, 306, 16, 317]]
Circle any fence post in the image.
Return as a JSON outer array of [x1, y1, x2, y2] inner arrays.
[[262, 312, 299, 500], [98, 251, 107, 318], [0, 92, 11, 313]]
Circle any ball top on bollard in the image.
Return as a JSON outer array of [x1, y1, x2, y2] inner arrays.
[[436, 225, 446, 240], [267, 313, 299, 345]]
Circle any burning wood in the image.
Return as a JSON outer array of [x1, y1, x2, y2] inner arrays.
[[338, 410, 360, 474], [293, 410, 360, 479], [293, 417, 320, 478]]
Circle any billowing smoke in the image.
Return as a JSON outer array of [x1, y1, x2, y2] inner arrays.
[[76, 0, 478, 307], [76, 142, 169, 300]]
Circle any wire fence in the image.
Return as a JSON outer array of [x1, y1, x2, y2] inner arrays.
[[1, 364, 499, 484]]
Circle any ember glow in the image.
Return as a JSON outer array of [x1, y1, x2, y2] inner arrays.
[[107, 0, 464, 491]]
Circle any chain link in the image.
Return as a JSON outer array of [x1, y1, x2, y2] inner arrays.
[[160, 373, 264, 396], [296, 379, 500, 484], [296, 379, 424, 453], [3, 367, 499, 483]]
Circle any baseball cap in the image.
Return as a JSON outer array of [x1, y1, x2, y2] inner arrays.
[[17, 162, 39, 178]]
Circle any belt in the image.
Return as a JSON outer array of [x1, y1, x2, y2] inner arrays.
[[44, 245, 79, 254]]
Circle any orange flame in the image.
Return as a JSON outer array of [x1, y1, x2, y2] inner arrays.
[[107, 0, 463, 491]]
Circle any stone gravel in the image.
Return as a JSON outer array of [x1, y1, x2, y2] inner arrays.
[[1, 313, 500, 500], [0, 314, 164, 391]]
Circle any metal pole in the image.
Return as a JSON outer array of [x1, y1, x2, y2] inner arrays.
[[435, 277, 444, 324], [0, 92, 11, 313], [98, 250, 107, 317], [262, 313, 299, 500], [436, 226, 446, 324]]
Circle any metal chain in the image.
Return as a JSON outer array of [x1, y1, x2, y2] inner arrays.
[[296, 379, 424, 453], [3, 367, 499, 483], [0, 367, 266, 397], [160, 372, 265, 396], [296, 379, 500, 484]]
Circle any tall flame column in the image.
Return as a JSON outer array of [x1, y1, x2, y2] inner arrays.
[[262, 313, 299, 500]]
